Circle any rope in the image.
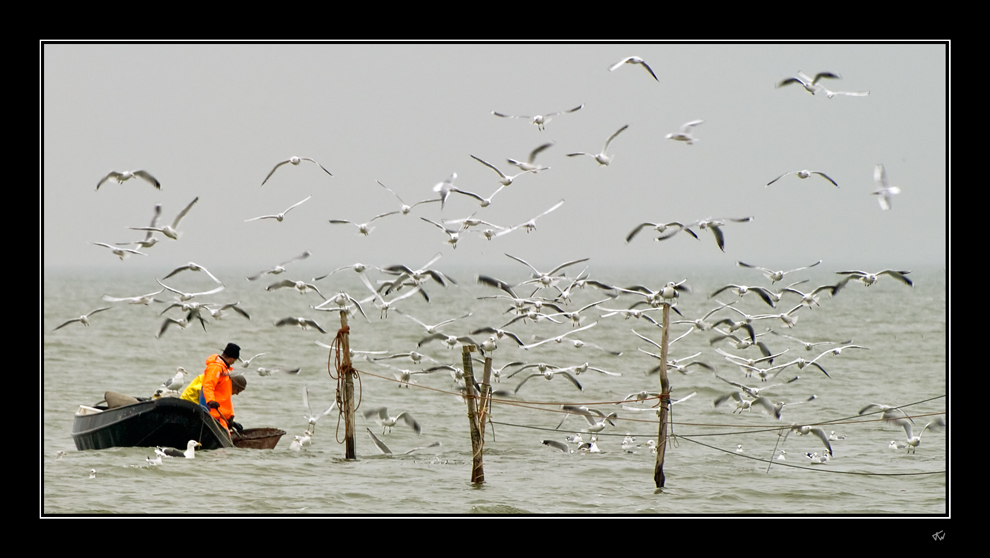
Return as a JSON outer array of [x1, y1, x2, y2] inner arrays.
[[326, 325, 362, 445]]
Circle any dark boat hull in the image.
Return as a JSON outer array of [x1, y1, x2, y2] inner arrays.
[[72, 396, 234, 451]]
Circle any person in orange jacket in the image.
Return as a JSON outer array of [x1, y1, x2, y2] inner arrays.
[[200, 343, 247, 434]]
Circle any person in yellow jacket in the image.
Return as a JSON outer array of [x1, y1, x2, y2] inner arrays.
[[200, 343, 247, 433], [180, 373, 204, 403]]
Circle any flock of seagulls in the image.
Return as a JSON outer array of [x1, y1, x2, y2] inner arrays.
[[59, 53, 938, 472]]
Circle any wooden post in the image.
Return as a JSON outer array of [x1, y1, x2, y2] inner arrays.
[[461, 346, 484, 484], [479, 357, 493, 441], [340, 311, 356, 460], [654, 303, 670, 488]]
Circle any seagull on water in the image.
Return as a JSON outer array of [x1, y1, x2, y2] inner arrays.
[[567, 124, 629, 166], [492, 104, 583, 131], [256, 366, 301, 376], [766, 170, 838, 188], [886, 416, 945, 453], [129, 197, 199, 241], [245, 195, 312, 223], [97, 169, 160, 190], [261, 156, 332, 186], [871, 163, 902, 211], [54, 307, 112, 330], [608, 56, 658, 81], [156, 440, 201, 459], [665, 119, 704, 145]]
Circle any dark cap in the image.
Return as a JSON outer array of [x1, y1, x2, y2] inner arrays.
[[222, 343, 241, 360]]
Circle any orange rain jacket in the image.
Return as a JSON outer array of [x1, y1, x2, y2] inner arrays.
[[201, 354, 235, 429]]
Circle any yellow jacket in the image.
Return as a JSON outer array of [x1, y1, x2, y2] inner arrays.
[[180, 374, 204, 403]]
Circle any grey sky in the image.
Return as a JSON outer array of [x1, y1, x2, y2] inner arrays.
[[42, 43, 947, 275]]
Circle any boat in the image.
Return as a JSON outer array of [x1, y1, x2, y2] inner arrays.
[[72, 391, 285, 451]]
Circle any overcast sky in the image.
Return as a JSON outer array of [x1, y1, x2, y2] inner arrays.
[[42, 42, 947, 276]]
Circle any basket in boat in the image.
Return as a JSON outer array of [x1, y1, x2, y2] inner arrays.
[[232, 427, 286, 449]]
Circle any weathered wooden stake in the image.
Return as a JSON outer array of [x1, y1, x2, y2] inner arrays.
[[461, 346, 484, 484], [654, 303, 671, 488], [479, 357, 493, 441], [340, 311, 356, 460]]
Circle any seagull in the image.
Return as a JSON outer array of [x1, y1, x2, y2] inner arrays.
[[312, 291, 369, 321], [825, 344, 869, 356], [567, 124, 629, 166], [495, 199, 566, 237], [889, 440, 908, 451], [769, 330, 851, 352], [91, 242, 149, 261], [713, 391, 786, 420], [162, 367, 188, 390], [380, 253, 456, 292], [577, 436, 602, 453], [776, 71, 842, 94], [266, 279, 325, 299], [780, 283, 839, 308], [709, 283, 780, 308], [329, 211, 400, 236], [432, 173, 459, 210], [514, 366, 583, 394], [835, 269, 913, 291], [117, 204, 162, 249], [505, 252, 589, 292], [256, 366, 301, 376], [805, 451, 831, 464], [146, 454, 163, 466], [156, 312, 206, 338], [817, 84, 870, 99], [417, 332, 478, 350], [363, 407, 421, 435], [396, 310, 472, 335], [358, 273, 426, 319], [557, 405, 617, 435], [859, 403, 915, 424], [665, 119, 704, 145], [289, 436, 304, 451], [274, 316, 327, 334], [735, 444, 745, 453], [247, 251, 312, 281], [784, 425, 833, 456], [245, 195, 312, 223], [871, 163, 902, 210], [665, 216, 753, 252], [102, 289, 166, 305], [492, 104, 583, 131], [768, 351, 831, 379], [129, 197, 199, 241], [239, 353, 266, 368], [767, 170, 838, 188], [561, 362, 621, 377], [608, 56, 659, 81], [776, 450, 787, 461], [541, 439, 571, 453], [97, 169, 161, 190], [313, 262, 380, 282], [162, 262, 224, 285], [261, 156, 332, 185], [471, 154, 537, 186], [445, 185, 508, 209], [156, 440, 201, 459], [376, 180, 440, 215], [507, 142, 554, 172], [520, 321, 598, 350], [828, 431, 847, 441], [420, 217, 467, 249], [625, 221, 698, 243], [302, 385, 336, 433], [53, 307, 112, 330], [89, 469, 97, 479], [156, 279, 225, 302]]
